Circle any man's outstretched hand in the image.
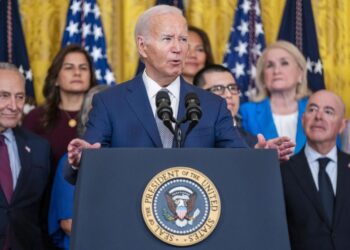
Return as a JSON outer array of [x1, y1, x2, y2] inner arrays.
[[255, 134, 295, 162], [67, 138, 101, 167]]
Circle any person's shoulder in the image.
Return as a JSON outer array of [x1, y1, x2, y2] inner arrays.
[[22, 106, 44, 122], [96, 75, 142, 99], [14, 126, 51, 148], [281, 149, 305, 169], [338, 148, 350, 161], [240, 98, 269, 111], [298, 96, 309, 107]]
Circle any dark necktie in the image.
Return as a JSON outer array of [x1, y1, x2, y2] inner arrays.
[[318, 157, 334, 226], [0, 134, 13, 203]]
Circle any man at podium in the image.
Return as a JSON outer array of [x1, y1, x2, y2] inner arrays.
[[65, 5, 293, 184]]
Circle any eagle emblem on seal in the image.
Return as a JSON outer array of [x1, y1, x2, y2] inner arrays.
[[163, 186, 201, 228]]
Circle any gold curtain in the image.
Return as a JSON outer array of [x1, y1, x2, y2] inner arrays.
[[20, 0, 350, 117]]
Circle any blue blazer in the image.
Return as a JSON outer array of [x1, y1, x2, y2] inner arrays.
[[84, 75, 247, 149], [239, 97, 308, 153], [48, 154, 74, 250]]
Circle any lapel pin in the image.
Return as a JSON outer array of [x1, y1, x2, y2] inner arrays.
[[25, 146, 31, 153]]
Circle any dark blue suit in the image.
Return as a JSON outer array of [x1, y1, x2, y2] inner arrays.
[[84, 75, 246, 148], [64, 76, 247, 183], [0, 127, 52, 250]]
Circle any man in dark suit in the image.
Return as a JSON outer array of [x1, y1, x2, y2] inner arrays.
[[193, 64, 258, 147], [281, 90, 350, 250], [65, 5, 293, 182], [0, 63, 52, 249]]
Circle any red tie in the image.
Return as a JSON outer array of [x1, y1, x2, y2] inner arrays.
[[0, 134, 13, 203]]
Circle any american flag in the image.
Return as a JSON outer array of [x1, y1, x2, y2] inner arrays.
[[0, 0, 35, 101], [223, 0, 265, 103], [278, 0, 325, 91], [62, 0, 116, 85]]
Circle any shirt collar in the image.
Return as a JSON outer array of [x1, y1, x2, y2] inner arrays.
[[1, 128, 15, 143], [305, 143, 337, 163], [142, 71, 180, 100]]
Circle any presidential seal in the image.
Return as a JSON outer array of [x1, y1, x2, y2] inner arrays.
[[141, 167, 221, 247]]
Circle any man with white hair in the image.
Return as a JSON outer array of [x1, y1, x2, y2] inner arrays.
[[0, 62, 52, 249]]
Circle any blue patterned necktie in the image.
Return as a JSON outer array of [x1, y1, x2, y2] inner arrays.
[[318, 157, 334, 226], [155, 89, 174, 148]]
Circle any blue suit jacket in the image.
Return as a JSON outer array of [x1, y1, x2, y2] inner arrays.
[[64, 76, 247, 184], [239, 97, 308, 154], [84, 75, 247, 148]]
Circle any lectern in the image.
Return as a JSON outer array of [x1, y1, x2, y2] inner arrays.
[[71, 148, 290, 250]]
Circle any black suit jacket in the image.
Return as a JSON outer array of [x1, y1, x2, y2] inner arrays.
[[281, 148, 350, 250], [0, 127, 52, 250]]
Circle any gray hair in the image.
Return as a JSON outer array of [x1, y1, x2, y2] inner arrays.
[[0, 62, 26, 84], [77, 85, 110, 137], [134, 5, 184, 43]]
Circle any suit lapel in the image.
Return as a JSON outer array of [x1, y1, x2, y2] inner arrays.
[[12, 128, 31, 201], [257, 99, 278, 139], [125, 76, 162, 147], [333, 150, 350, 228], [289, 151, 328, 225]]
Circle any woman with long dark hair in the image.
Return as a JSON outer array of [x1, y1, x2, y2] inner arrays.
[[23, 44, 97, 167]]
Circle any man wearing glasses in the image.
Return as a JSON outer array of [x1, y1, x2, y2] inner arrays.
[[193, 64, 257, 147]]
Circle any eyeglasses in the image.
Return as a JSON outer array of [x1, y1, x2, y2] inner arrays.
[[206, 84, 240, 95]]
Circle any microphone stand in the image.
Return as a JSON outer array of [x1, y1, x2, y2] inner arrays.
[[174, 122, 182, 148], [170, 117, 192, 148]]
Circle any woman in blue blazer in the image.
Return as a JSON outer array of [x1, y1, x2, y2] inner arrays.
[[239, 41, 310, 154]]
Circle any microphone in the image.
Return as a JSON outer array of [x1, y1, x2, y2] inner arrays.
[[155, 90, 175, 134], [156, 90, 174, 122], [185, 92, 202, 123]]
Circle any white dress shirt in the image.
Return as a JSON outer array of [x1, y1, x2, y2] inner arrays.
[[304, 143, 338, 194], [142, 71, 180, 120]]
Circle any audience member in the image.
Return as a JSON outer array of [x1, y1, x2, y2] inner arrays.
[[65, 5, 293, 184], [240, 40, 310, 153], [194, 64, 257, 147], [182, 26, 214, 84], [48, 85, 109, 250], [0, 62, 52, 249], [22, 44, 97, 168], [281, 90, 350, 249]]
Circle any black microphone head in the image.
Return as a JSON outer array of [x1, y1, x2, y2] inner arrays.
[[185, 92, 200, 107], [156, 90, 171, 108], [185, 92, 202, 121], [156, 90, 174, 122]]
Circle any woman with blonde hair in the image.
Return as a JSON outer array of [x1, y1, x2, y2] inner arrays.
[[239, 40, 310, 153]]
